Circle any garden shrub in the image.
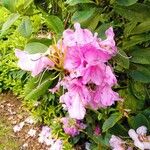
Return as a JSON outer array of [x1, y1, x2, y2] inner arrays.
[[1, 0, 150, 149]]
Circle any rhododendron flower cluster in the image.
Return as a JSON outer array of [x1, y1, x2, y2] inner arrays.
[[61, 117, 86, 137], [60, 23, 119, 119], [15, 23, 120, 129]]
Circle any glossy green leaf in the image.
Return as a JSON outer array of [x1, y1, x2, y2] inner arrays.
[[18, 17, 32, 38], [131, 20, 150, 35], [71, 8, 96, 24], [129, 65, 150, 83], [102, 113, 122, 132], [113, 49, 129, 71], [130, 48, 150, 65], [65, 0, 93, 6], [1, 13, 20, 35], [115, 3, 150, 22], [116, 0, 138, 6], [128, 113, 150, 129], [24, 42, 48, 54], [44, 15, 64, 36]]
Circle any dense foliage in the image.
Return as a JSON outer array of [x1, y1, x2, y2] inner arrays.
[[0, 0, 150, 149]]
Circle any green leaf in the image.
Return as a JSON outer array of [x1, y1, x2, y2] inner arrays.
[[2, 0, 17, 12], [24, 42, 48, 54], [24, 72, 56, 101], [110, 123, 128, 136], [71, 8, 97, 24], [18, 17, 32, 38], [116, 0, 138, 6], [119, 88, 145, 112], [72, 8, 101, 31], [130, 48, 150, 65], [131, 20, 150, 35], [114, 3, 150, 22], [44, 15, 64, 36], [123, 34, 150, 49], [128, 113, 150, 130], [130, 81, 146, 100], [102, 113, 122, 132], [124, 21, 137, 37], [95, 23, 112, 40], [113, 49, 129, 71], [28, 38, 52, 47], [129, 65, 150, 83], [1, 13, 20, 35], [65, 0, 93, 6]]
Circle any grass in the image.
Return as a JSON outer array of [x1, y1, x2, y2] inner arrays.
[[0, 117, 20, 150]]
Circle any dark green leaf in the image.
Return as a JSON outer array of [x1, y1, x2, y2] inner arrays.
[[116, 0, 138, 6], [102, 113, 122, 132], [129, 65, 150, 83], [130, 48, 150, 65], [128, 113, 150, 130], [44, 15, 64, 36], [71, 8, 97, 24], [18, 17, 32, 38], [65, 0, 93, 6], [114, 3, 150, 22], [1, 13, 20, 35], [95, 23, 112, 40], [110, 123, 128, 136], [24, 42, 48, 54], [113, 49, 129, 71], [130, 81, 146, 100]]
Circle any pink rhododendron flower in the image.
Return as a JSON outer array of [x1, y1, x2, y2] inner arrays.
[[60, 92, 86, 120], [61, 117, 86, 137], [98, 27, 117, 60], [63, 23, 98, 47], [15, 49, 54, 77]]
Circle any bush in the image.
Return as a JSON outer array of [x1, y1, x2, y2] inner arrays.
[[1, 0, 150, 149]]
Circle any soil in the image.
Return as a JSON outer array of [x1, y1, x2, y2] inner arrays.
[[0, 92, 50, 150]]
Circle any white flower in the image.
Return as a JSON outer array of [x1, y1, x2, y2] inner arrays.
[[49, 139, 63, 150], [13, 122, 25, 132], [27, 129, 36, 137], [128, 127, 150, 150], [109, 135, 125, 150], [136, 126, 147, 135]]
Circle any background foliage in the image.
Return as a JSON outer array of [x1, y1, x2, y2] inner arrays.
[[0, 0, 150, 149]]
